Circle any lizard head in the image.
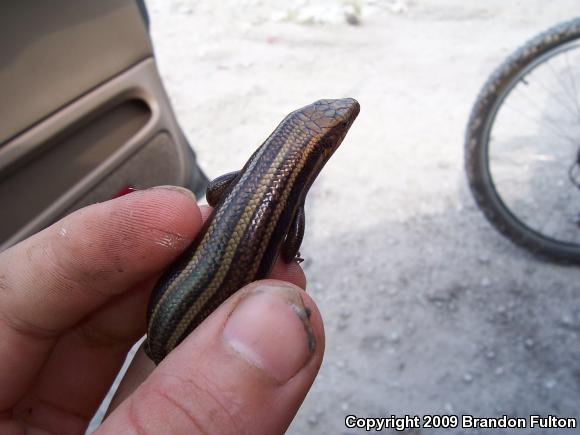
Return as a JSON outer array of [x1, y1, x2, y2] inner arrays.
[[301, 98, 360, 157]]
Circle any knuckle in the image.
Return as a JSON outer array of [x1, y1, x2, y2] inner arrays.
[[0, 308, 58, 340], [142, 371, 245, 435]]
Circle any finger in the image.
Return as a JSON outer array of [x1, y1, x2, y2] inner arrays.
[[270, 257, 306, 289], [98, 280, 324, 435], [12, 280, 152, 433], [199, 204, 213, 222], [106, 257, 306, 409], [0, 187, 201, 412]]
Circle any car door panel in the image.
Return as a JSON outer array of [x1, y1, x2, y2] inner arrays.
[[0, 1, 206, 250]]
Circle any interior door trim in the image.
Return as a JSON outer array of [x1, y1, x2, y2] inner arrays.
[[0, 58, 191, 250]]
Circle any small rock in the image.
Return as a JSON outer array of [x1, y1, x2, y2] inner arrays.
[[345, 11, 360, 26], [524, 338, 535, 349], [463, 373, 473, 383], [178, 5, 193, 15], [477, 255, 490, 265], [495, 366, 505, 376], [485, 350, 496, 360], [481, 277, 491, 287], [307, 415, 319, 426], [340, 309, 353, 320]]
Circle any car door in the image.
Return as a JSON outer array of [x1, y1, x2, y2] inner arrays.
[[0, 0, 207, 250]]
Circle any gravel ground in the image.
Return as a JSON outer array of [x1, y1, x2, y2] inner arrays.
[[122, 1, 580, 433]]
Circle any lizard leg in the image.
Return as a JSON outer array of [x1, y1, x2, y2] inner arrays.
[[281, 204, 305, 263], [206, 171, 240, 206]]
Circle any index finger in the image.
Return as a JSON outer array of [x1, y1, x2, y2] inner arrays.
[[0, 186, 202, 410]]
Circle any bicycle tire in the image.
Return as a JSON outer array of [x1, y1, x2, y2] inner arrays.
[[465, 17, 580, 264]]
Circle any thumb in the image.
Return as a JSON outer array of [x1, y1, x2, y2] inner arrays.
[[97, 280, 325, 435]]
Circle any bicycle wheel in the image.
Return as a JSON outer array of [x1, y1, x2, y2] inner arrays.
[[466, 17, 580, 263]]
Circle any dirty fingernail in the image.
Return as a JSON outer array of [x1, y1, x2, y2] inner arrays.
[[150, 185, 197, 200], [223, 282, 316, 383]]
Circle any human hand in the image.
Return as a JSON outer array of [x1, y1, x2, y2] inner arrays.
[[0, 186, 325, 434]]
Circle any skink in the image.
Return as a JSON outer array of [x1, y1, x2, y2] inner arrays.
[[145, 98, 360, 364]]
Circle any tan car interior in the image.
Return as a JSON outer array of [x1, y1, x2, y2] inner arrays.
[[0, 0, 206, 250]]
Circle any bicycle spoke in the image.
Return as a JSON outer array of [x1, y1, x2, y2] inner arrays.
[[562, 50, 580, 121], [545, 57, 580, 117], [501, 99, 577, 146]]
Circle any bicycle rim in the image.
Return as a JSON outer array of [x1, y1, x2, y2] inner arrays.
[[482, 37, 580, 254]]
